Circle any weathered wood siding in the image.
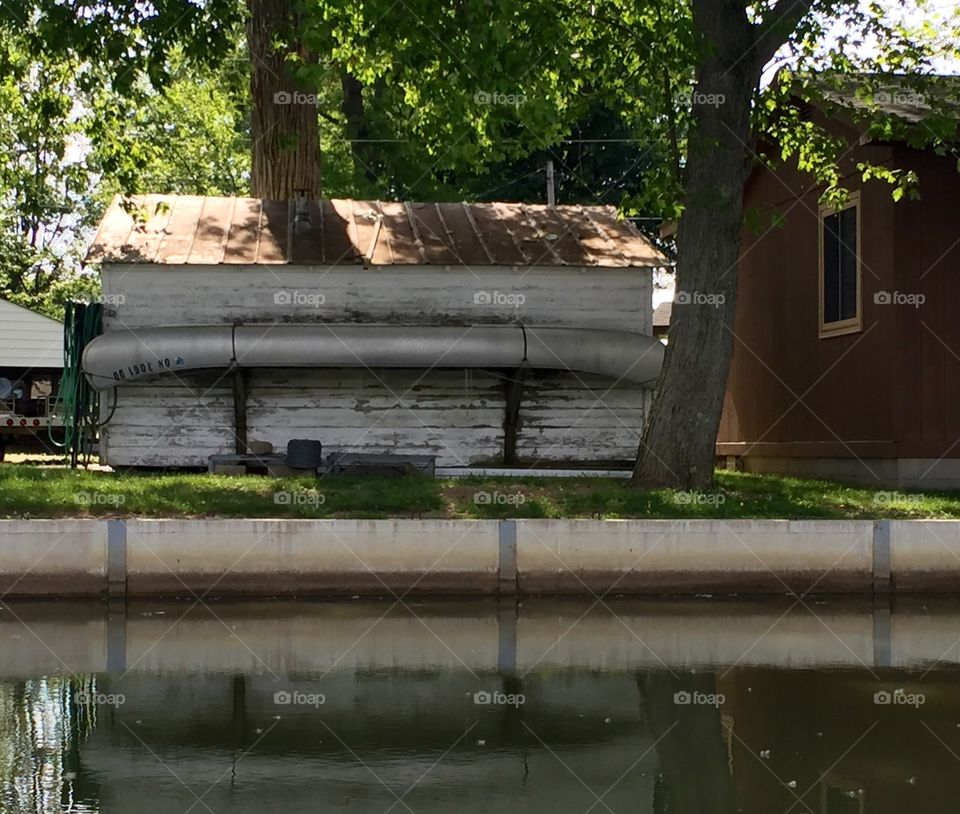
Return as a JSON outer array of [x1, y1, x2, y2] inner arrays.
[[100, 265, 651, 333], [516, 373, 651, 463], [98, 264, 654, 467], [247, 368, 505, 466], [102, 368, 649, 467], [101, 372, 234, 467]]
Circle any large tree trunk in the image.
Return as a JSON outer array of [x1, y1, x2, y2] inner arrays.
[[246, 0, 321, 199], [633, 0, 799, 489], [340, 72, 378, 187], [340, 71, 387, 190]]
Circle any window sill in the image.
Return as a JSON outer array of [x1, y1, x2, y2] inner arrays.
[[818, 319, 862, 339]]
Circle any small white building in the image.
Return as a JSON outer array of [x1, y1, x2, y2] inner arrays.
[[0, 298, 63, 372], [83, 195, 666, 469], [0, 299, 63, 440]]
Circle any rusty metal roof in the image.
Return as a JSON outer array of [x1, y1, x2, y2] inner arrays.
[[86, 195, 667, 268]]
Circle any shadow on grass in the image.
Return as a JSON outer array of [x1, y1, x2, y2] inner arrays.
[[5, 465, 960, 519]]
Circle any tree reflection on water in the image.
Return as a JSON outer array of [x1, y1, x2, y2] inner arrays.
[[0, 676, 98, 813]]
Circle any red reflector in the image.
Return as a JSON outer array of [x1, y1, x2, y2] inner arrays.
[[33, 419, 40, 427], [4, 419, 11, 426], [19, 419, 27, 426]]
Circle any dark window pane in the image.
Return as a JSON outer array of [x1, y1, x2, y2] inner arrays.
[[822, 205, 858, 326], [838, 206, 858, 321], [823, 211, 841, 323]]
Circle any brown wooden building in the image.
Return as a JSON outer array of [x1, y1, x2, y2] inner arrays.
[[717, 79, 960, 489]]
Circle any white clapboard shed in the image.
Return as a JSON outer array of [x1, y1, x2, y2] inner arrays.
[[0, 298, 63, 372], [83, 195, 666, 468]]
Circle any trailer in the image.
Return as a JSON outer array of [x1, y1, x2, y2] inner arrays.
[[0, 299, 64, 459]]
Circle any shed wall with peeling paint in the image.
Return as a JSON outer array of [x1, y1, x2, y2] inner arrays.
[[89, 195, 663, 469], [98, 265, 654, 467]]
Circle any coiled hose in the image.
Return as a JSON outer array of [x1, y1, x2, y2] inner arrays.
[[49, 302, 106, 467]]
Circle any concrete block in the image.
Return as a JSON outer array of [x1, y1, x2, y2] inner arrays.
[[247, 438, 274, 455], [515, 519, 874, 594], [889, 520, 960, 591], [0, 520, 108, 596], [123, 519, 501, 596]]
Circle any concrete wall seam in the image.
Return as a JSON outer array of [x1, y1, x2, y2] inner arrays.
[[498, 520, 517, 595], [872, 520, 892, 593], [106, 519, 127, 599]]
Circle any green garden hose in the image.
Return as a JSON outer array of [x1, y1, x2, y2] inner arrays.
[[50, 301, 105, 467]]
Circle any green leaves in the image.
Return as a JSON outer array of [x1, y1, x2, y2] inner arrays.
[[0, 33, 102, 316], [0, 0, 954, 321]]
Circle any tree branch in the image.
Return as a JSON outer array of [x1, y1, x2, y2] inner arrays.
[[753, 0, 817, 70]]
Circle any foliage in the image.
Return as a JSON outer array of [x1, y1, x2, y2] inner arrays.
[[301, 0, 582, 179], [0, 0, 243, 93], [94, 48, 252, 198], [0, 0, 248, 316], [0, 35, 102, 317], [302, 0, 690, 219], [753, 0, 960, 209], [0, 0, 956, 319], [0, 36, 252, 317]]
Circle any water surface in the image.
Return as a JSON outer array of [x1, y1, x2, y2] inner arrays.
[[2, 597, 959, 813]]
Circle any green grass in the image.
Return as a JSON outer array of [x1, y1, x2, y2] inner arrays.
[[3, 464, 960, 519]]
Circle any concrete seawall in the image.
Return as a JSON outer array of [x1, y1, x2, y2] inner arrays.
[[0, 518, 957, 598]]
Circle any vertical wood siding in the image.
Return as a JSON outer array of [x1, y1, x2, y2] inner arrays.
[[719, 115, 960, 461]]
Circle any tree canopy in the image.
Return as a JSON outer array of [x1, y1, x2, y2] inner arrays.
[[0, 0, 957, 484]]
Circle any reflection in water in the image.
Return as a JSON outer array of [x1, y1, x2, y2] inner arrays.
[[1, 599, 959, 813], [0, 677, 98, 813], [640, 671, 736, 814]]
